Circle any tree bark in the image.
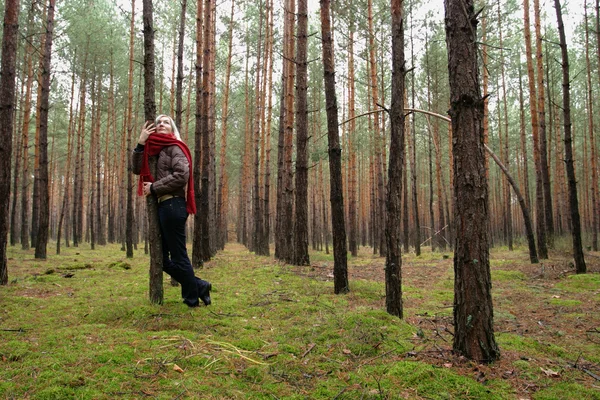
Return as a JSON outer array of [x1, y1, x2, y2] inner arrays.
[[34, 0, 56, 260], [293, 0, 310, 266], [0, 0, 20, 284], [320, 0, 348, 294], [445, 0, 499, 362], [524, 0, 548, 259], [200, 0, 213, 262], [554, 0, 587, 274], [125, 0, 136, 258], [217, 0, 235, 250], [386, 0, 405, 318], [142, 0, 163, 304]]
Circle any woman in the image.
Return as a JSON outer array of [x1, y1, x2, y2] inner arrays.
[[132, 114, 211, 307]]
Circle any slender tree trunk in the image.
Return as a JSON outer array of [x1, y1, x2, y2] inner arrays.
[[252, 4, 265, 255], [585, 2, 598, 251], [386, 0, 405, 318], [175, 0, 187, 128], [409, 6, 420, 255], [142, 0, 163, 304], [293, 0, 310, 265], [554, 0, 586, 274], [523, 0, 548, 259], [34, 0, 56, 260], [320, 0, 348, 294], [534, 0, 554, 246], [0, 0, 20, 284], [217, 0, 235, 250], [192, 0, 204, 267], [125, 0, 136, 258], [199, 0, 213, 262], [347, 5, 358, 258], [445, 0, 499, 362]]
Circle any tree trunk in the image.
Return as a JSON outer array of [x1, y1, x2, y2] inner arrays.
[[385, 0, 405, 318], [142, 0, 163, 304], [34, 0, 55, 260], [445, 0, 499, 362], [554, 0, 587, 274], [217, 0, 235, 250], [408, 6, 420, 256], [0, 0, 20, 284], [174, 0, 187, 128], [347, 4, 358, 258], [125, 0, 136, 258], [192, 0, 204, 267], [199, 0, 213, 262], [524, 0, 548, 259], [320, 0, 348, 294], [534, 0, 554, 246], [585, 3, 598, 251], [252, 4, 265, 255], [293, 0, 310, 266]]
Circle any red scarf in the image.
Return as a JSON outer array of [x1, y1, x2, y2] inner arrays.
[[137, 133, 196, 214]]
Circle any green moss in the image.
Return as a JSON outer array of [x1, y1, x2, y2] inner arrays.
[[533, 382, 600, 400], [548, 298, 582, 307], [492, 270, 526, 281]]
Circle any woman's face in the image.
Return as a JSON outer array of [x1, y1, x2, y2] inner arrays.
[[156, 116, 173, 135]]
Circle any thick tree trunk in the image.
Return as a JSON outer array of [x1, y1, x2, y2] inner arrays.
[[0, 0, 20, 284], [142, 0, 163, 304], [554, 0, 587, 274], [293, 0, 310, 266], [34, 0, 56, 260], [445, 0, 499, 362], [320, 0, 348, 294], [385, 0, 405, 318]]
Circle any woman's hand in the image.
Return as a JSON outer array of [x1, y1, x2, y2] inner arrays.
[[143, 182, 152, 196], [138, 121, 155, 145]]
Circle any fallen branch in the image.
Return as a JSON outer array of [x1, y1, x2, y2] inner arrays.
[[583, 369, 600, 381], [1, 328, 25, 332], [301, 343, 316, 358]]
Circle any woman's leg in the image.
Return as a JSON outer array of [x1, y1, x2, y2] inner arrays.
[[158, 197, 199, 306]]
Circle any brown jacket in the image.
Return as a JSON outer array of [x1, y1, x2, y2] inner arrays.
[[132, 144, 190, 198]]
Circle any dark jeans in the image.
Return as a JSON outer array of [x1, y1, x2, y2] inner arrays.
[[158, 197, 207, 306]]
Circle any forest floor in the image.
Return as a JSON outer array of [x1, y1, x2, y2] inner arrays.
[[1, 240, 599, 399], [294, 243, 600, 399]]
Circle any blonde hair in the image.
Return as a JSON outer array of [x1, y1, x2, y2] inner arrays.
[[155, 114, 181, 141]]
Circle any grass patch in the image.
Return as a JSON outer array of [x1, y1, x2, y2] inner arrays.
[[1, 242, 599, 399]]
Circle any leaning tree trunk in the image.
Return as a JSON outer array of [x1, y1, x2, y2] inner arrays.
[[320, 0, 349, 294], [0, 0, 21, 284], [445, 0, 499, 362], [34, 0, 56, 260], [142, 0, 163, 304], [554, 0, 587, 274], [385, 0, 405, 318]]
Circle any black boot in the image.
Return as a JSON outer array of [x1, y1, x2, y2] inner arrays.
[[196, 277, 212, 306]]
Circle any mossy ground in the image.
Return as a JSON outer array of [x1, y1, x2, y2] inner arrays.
[[1, 242, 599, 399]]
